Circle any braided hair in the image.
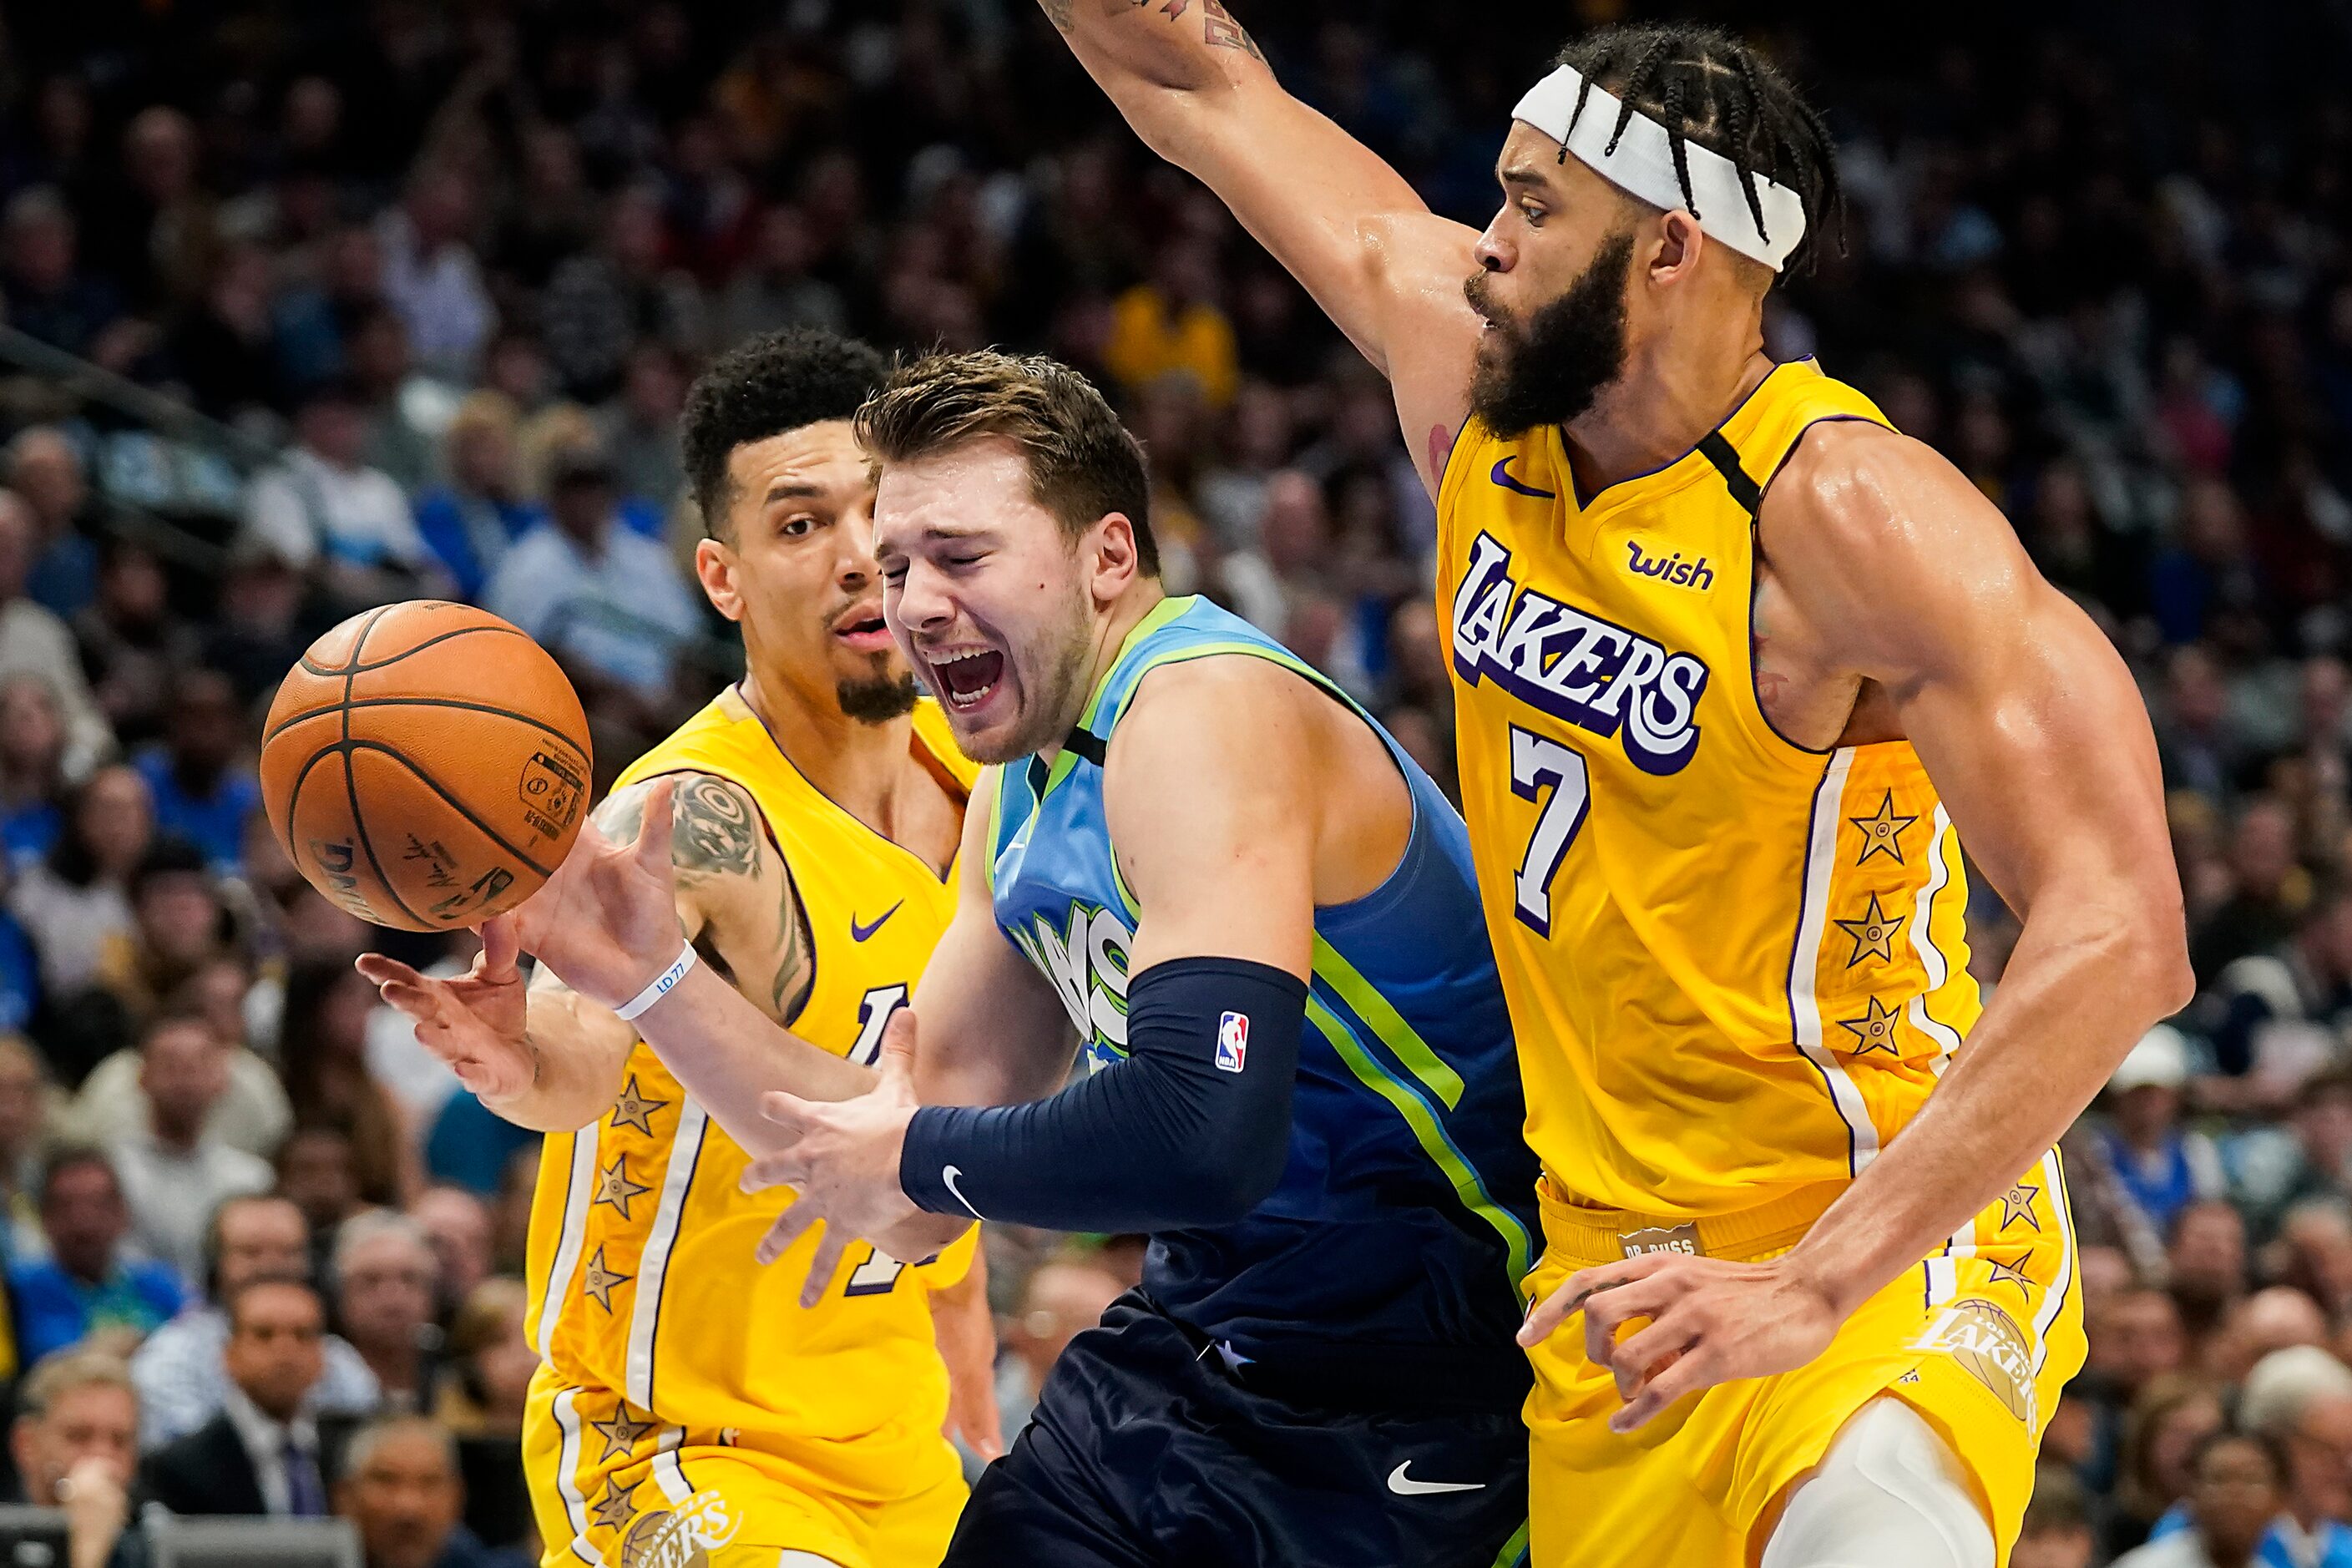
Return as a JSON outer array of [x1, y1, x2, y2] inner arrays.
[[1554, 23, 1842, 276]]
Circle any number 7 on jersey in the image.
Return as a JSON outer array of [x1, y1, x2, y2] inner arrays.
[[1510, 726, 1591, 937]]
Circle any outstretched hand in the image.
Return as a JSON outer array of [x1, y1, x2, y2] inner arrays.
[[357, 918, 533, 1100], [740, 1009, 960, 1307], [508, 776, 689, 1011]]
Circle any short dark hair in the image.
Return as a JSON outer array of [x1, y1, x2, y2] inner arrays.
[[2190, 1426, 2287, 1488], [1552, 24, 1840, 276], [38, 1144, 117, 1204], [680, 328, 891, 539], [224, 1272, 321, 1334], [854, 351, 1158, 576]]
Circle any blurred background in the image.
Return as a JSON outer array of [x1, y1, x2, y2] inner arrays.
[[0, 0, 2335, 1565]]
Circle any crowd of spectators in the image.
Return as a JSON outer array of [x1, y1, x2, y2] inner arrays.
[[0, 0, 2335, 1564]]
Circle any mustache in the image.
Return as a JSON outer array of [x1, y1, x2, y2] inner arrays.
[[1464, 271, 1508, 327]]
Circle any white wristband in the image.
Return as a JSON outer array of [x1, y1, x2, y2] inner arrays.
[[614, 943, 696, 1023]]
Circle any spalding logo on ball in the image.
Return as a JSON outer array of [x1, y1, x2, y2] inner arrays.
[[260, 601, 594, 932]]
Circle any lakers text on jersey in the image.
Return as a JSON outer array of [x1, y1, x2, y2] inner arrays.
[[521, 692, 976, 1568]]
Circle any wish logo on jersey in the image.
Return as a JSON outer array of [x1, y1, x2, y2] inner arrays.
[[1449, 531, 1710, 775], [1009, 900, 1134, 1065]]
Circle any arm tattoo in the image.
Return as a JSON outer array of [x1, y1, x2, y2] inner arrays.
[[1201, 2, 1262, 58], [770, 872, 812, 1019], [670, 777, 760, 883]]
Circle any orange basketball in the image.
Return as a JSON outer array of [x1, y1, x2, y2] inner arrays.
[[260, 601, 594, 932]]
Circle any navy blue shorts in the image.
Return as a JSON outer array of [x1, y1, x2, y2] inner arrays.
[[943, 1296, 1530, 1568]]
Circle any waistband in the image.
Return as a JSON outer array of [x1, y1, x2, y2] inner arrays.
[[1535, 1171, 1849, 1268], [1136, 1297, 1534, 1416]]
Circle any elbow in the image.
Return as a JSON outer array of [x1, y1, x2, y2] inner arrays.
[[1157, 1125, 1291, 1228], [2135, 929, 2198, 1021]]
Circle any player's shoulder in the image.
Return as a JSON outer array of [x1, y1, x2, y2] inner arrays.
[[1764, 418, 2020, 570], [1108, 651, 1331, 794]]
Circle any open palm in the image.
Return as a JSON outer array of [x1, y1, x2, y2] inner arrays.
[[357, 777, 685, 1095], [355, 918, 534, 1100]]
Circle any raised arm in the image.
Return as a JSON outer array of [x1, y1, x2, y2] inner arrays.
[[1041, 0, 1483, 489], [1535, 420, 2194, 1427]]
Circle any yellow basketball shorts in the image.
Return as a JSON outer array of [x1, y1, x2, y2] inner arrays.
[[524, 1371, 968, 1568], [1524, 1162, 2083, 1568]]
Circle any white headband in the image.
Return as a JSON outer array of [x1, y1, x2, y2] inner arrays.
[[1511, 64, 1808, 272]]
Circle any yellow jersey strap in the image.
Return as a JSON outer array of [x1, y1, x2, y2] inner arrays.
[[1702, 360, 1894, 523]]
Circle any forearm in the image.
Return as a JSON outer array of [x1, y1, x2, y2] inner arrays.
[[900, 958, 1304, 1231], [1790, 901, 2186, 1317], [1042, 0, 1257, 109], [630, 962, 875, 1156]]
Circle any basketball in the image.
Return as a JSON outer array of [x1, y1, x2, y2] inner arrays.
[[259, 601, 594, 933]]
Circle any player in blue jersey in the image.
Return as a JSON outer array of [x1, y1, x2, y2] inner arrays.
[[485, 351, 1539, 1568]]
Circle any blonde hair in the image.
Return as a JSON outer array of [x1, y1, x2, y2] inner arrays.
[[18, 1347, 134, 1420]]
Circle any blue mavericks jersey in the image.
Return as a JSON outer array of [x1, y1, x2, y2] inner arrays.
[[986, 595, 1540, 1375]]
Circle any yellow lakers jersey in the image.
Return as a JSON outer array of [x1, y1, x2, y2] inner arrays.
[[1437, 360, 1982, 1218], [524, 690, 977, 1480]]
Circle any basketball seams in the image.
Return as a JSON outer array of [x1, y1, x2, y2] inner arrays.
[[261, 695, 590, 754], [343, 609, 428, 928], [349, 741, 556, 881], [296, 621, 527, 679]]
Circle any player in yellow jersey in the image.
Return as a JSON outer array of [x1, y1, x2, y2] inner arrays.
[[356, 330, 998, 1568], [1045, 8, 2193, 1566]]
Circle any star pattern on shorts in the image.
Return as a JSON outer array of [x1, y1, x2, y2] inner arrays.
[[609, 1075, 668, 1136], [1999, 1182, 2044, 1232], [589, 1408, 655, 1465], [1836, 994, 1902, 1057], [1985, 1256, 2034, 1298], [589, 1480, 635, 1532], [1849, 791, 1920, 867], [580, 1245, 630, 1312], [1833, 893, 1904, 968], [591, 1155, 653, 1222]]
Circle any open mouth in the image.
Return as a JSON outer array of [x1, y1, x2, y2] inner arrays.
[[833, 607, 893, 654], [926, 647, 1006, 711]]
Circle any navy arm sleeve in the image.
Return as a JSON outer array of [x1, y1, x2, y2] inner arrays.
[[898, 956, 1306, 1232]]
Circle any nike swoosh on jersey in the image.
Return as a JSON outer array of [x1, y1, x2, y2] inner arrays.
[[850, 901, 905, 943], [1387, 1462, 1486, 1496], [1490, 456, 1558, 500], [942, 1166, 984, 1219]]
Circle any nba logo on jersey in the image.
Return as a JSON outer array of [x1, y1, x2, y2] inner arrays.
[[1216, 1012, 1249, 1073]]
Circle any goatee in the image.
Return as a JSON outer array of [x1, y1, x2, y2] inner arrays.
[[1465, 230, 1636, 438], [838, 673, 921, 724]]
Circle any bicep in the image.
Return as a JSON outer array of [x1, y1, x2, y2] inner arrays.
[[1106, 668, 1318, 979], [1776, 428, 2178, 920], [660, 773, 812, 1023], [914, 771, 1076, 1105]]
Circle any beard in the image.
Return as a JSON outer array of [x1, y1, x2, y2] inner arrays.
[[837, 671, 921, 724], [1465, 230, 1636, 439]]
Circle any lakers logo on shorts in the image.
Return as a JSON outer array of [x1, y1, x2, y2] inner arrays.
[[611, 1490, 741, 1568], [1915, 1297, 2035, 1425]]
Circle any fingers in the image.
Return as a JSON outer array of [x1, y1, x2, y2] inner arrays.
[[1604, 1311, 1700, 1399], [759, 1090, 823, 1137], [476, 915, 521, 983], [1610, 1346, 1716, 1433], [1517, 1252, 1674, 1348], [752, 1200, 819, 1267], [739, 1150, 806, 1194], [1581, 1273, 1680, 1376], [635, 777, 678, 877], [800, 1226, 851, 1310], [878, 1009, 919, 1086], [354, 953, 424, 990]]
